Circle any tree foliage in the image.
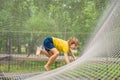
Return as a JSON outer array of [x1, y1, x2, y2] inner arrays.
[[0, 0, 107, 32], [0, 0, 108, 52]]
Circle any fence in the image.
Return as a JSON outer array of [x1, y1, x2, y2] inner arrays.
[[0, 31, 89, 73]]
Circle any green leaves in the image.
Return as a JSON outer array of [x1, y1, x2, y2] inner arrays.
[[0, 0, 107, 32], [0, 0, 108, 50]]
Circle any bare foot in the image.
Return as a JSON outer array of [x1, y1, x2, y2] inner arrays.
[[36, 51, 40, 56], [44, 65, 50, 71], [36, 47, 42, 57]]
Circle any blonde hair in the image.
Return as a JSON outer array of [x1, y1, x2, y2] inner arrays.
[[68, 37, 79, 47]]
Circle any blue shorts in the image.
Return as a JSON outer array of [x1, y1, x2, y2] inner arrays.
[[43, 37, 55, 51]]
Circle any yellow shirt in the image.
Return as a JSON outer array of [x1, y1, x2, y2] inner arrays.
[[52, 37, 69, 54]]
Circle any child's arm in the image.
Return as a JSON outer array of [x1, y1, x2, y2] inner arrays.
[[69, 50, 77, 60], [64, 53, 70, 64]]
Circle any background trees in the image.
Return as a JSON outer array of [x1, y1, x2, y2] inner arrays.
[[0, 0, 108, 53], [0, 0, 107, 32]]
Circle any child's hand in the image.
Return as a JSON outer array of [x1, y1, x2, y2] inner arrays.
[[74, 57, 78, 60]]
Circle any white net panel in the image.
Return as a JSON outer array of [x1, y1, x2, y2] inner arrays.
[[25, 0, 120, 80]]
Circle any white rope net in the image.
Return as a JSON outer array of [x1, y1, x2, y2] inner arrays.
[[25, 0, 120, 80]]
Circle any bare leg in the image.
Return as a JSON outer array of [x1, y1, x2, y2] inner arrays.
[[44, 48, 59, 71], [41, 49, 51, 58], [36, 46, 52, 58]]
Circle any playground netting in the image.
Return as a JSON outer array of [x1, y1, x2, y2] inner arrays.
[[0, 0, 120, 80], [0, 31, 84, 79]]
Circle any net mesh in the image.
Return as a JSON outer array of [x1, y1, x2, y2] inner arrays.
[[25, 0, 120, 80], [0, 0, 120, 80]]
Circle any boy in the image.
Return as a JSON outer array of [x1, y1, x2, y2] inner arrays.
[[36, 37, 79, 71]]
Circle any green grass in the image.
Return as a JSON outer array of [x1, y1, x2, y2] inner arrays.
[[0, 60, 66, 73]]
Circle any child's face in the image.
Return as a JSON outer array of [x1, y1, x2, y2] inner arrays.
[[70, 44, 77, 50]]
